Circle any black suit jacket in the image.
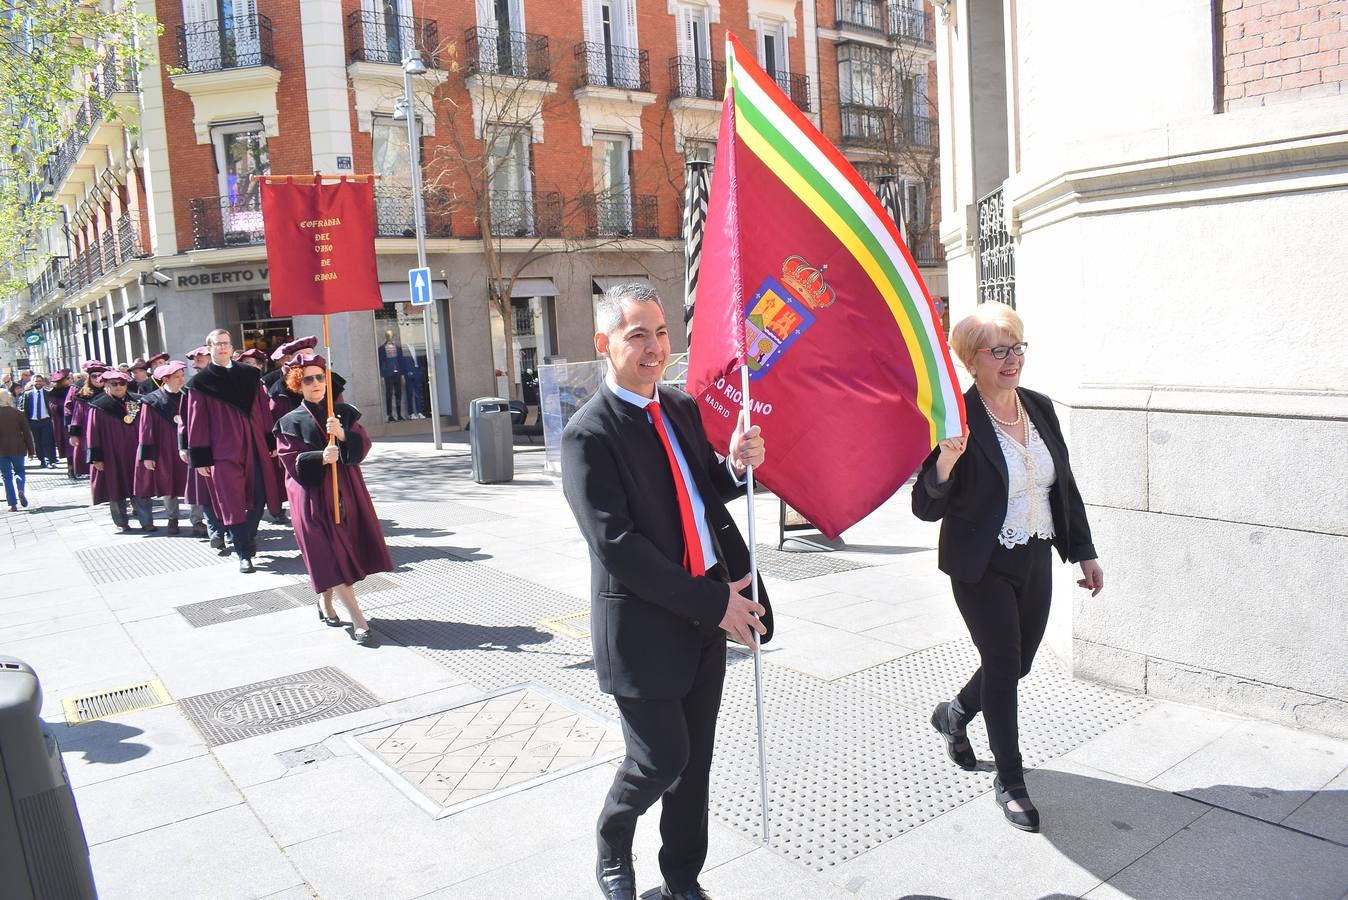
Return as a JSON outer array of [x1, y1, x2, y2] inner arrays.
[[912, 385, 1096, 583], [562, 383, 773, 700]]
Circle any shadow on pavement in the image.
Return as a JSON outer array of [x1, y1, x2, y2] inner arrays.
[[46, 718, 150, 766], [372, 618, 553, 654], [389, 544, 492, 565]]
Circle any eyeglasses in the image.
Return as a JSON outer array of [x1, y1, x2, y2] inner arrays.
[[976, 342, 1028, 360], [301, 373, 326, 385]]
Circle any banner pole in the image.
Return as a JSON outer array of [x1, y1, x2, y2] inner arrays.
[[323, 313, 340, 525], [739, 364, 770, 846]]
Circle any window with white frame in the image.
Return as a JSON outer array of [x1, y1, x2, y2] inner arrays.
[[837, 43, 891, 107], [211, 121, 269, 209], [181, 0, 263, 71], [591, 133, 632, 234], [756, 19, 788, 82], [674, 4, 715, 98], [488, 126, 534, 235]]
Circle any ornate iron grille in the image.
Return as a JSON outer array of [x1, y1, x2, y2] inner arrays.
[[888, 6, 933, 46], [190, 195, 266, 249], [976, 187, 1015, 307], [176, 14, 275, 73], [346, 11, 439, 67], [372, 194, 452, 239], [487, 190, 562, 238], [465, 27, 550, 80], [668, 56, 725, 100], [574, 42, 650, 91], [836, 0, 885, 31], [582, 193, 658, 238]]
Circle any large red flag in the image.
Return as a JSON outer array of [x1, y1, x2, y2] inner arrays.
[[688, 35, 966, 539], [260, 178, 383, 316]]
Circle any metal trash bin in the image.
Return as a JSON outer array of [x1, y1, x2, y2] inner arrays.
[[469, 397, 513, 484], [0, 656, 98, 900]]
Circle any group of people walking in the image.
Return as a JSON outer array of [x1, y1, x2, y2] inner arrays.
[[566, 285, 1106, 899], [2, 330, 392, 646]]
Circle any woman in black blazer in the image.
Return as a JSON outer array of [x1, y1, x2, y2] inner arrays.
[[913, 301, 1104, 832]]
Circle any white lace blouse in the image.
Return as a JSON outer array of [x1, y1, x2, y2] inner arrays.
[[992, 417, 1057, 549]]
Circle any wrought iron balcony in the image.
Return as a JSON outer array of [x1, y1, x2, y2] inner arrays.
[[574, 42, 650, 91], [581, 193, 658, 238], [668, 56, 724, 101], [96, 51, 140, 97], [30, 258, 65, 308], [487, 190, 562, 238], [907, 232, 945, 265], [836, 0, 886, 31], [373, 194, 453, 238], [346, 11, 439, 67], [190, 194, 266, 249], [840, 105, 935, 148], [176, 14, 276, 73], [465, 27, 550, 80], [772, 71, 812, 111], [116, 211, 148, 263], [888, 6, 933, 46]]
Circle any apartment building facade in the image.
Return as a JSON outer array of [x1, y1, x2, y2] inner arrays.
[[936, 0, 1347, 735], [2, 0, 946, 429]]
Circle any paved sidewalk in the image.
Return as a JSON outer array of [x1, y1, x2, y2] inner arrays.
[[2, 440, 1345, 900]]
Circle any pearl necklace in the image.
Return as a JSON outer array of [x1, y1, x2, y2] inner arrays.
[[980, 391, 1023, 428]]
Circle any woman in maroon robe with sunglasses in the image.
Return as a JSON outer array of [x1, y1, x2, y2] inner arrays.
[[275, 354, 390, 646]]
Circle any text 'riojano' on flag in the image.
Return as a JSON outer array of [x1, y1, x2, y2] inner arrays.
[[687, 33, 966, 540]]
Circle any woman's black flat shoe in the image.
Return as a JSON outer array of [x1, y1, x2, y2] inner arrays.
[[993, 777, 1040, 832], [931, 701, 978, 770], [316, 596, 342, 627]]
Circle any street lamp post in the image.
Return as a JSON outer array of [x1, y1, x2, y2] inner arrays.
[[396, 50, 443, 449]]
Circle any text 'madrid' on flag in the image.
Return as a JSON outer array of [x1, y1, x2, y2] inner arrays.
[[687, 33, 966, 540]]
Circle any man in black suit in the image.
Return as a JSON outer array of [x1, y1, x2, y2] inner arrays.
[[562, 283, 771, 900], [21, 374, 57, 468]]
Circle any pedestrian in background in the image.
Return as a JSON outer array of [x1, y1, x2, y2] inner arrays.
[[47, 370, 72, 474], [913, 300, 1104, 833], [84, 371, 152, 533], [0, 391, 34, 511], [275, 352, 390, 646], [21, 374, 57, 468]]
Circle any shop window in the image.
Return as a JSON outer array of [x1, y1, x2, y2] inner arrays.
[[374, 304, 430, 421]]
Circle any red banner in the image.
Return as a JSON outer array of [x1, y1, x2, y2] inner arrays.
[[260, 178, 383, 316]]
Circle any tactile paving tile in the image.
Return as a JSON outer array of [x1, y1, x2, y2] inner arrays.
[[175, 573, 400, 627], [74, 521, 296, 583], [751, 544, 874, 581], [351, 687, 623, 816], [177, 667, 379, 747]]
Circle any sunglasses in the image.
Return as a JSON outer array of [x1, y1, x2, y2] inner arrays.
[[301, 373, 326, 385]]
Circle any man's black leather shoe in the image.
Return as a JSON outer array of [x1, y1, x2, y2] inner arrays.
[[596, 854, 636, 899], [661, 885, 712, 899]]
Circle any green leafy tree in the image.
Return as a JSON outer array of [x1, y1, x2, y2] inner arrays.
[[0, 0, 158, 294]]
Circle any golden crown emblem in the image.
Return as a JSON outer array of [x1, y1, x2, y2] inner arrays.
[[781, 255, 836, 310]]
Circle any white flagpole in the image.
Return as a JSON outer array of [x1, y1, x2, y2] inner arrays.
[[739, 363, 770, 845]]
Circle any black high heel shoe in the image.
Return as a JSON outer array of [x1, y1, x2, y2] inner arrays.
[[931, 699, 978, 770], [993, 777, 1040, 832], [316, 595, 342, 627]]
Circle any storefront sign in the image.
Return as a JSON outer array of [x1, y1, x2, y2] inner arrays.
[[175, 267, 269, 289], [23, 330, 41, 346], [260, 178, 383, 316]]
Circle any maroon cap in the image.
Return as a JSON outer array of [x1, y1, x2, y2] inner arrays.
[[147, 352, 170, 367], [130, 358, 148, 371], [272, 335, 318, 360], [187, 346, 209, 358], [100, 371, 131, 384], [237, 348, 268, 363], [81, 360, 107, 373], [51, 369, 71, 382], [283, 352, 328, 375], [153, 361, 187, 380]]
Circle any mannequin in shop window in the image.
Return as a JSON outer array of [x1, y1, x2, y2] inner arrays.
[[378, 330, 405, 422], [399, 344, 424, 420]]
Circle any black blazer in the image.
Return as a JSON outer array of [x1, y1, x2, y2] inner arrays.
[[912, 385, 1096, 583], [562, 383, 773, 700]]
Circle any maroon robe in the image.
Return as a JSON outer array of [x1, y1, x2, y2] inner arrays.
[[276, 400, 392, 593], [47, 385, 69, 459], [184, 364, 282, 525], [134, 388, 189, 498], [65, 388, 97, 477], [85, 393, 141, 504]]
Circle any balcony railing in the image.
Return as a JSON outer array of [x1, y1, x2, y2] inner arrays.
[[907, 232, 944, 266], [888, 6, 933, 46], [190, 194, 266, 249], [346, 11, 439, 67], [668, 56, 724, 101], [465, 27, 550, 80], [581, 193, 658, 238], [771, 71, 812, 112], [487, 190, 562, 238], [30, 258, 65, 309], [513, 305, 535, 335], [836, 0, 886, 31], [42, 99, 97, 192], [574, 42, 650, 91], [976, 187, 1014, 307], [839, 106, 935, 147], [176, 14, 275, 73], [96, 51, 140, 97], [116, 211, 147, 263], [373, 194, 453, 238]]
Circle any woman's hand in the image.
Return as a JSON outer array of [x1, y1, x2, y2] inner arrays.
[[92, 461, 104, 472], [326, 416, 345, 442], [935, 433, 968, 484], [1077, 559, 1104, 597], [143, 459, 156, 471], [322, 443, 340, 465]]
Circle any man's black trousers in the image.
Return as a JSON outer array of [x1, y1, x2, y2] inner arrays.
[[598, 635, 726, 892]]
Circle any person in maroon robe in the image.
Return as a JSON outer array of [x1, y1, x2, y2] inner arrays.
[[276, 353, 391, 646], [46, 370, 72, 469], [184, 329, 282, 573], [266, 335, 319, 424], [65, 362, 107, 479], [85, 371, 153, 532], [182, 347, 220, 542], [135, 362, 190, 535]]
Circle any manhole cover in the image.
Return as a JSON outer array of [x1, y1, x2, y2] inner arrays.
[[751, 544, 874, 581], [349, 685, 622, 818], [178, 667, 378, 747]]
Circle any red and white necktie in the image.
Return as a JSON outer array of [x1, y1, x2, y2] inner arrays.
[[646, 401, 707, 575]]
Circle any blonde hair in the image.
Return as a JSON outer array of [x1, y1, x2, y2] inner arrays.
[[0, 392, 12, 408], [949, 301, 1024, 376]]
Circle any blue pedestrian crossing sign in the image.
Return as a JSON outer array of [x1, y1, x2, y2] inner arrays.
[[408, 267, 433, 306]]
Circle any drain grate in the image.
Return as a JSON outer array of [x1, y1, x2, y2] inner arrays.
[[350, 685, 623, 817], [538, 610, 591, 640], [177, 667, 379, 747], [62, 680, 172, 724], [751, 544, 874, 581], [175, 573, 399, 627]]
